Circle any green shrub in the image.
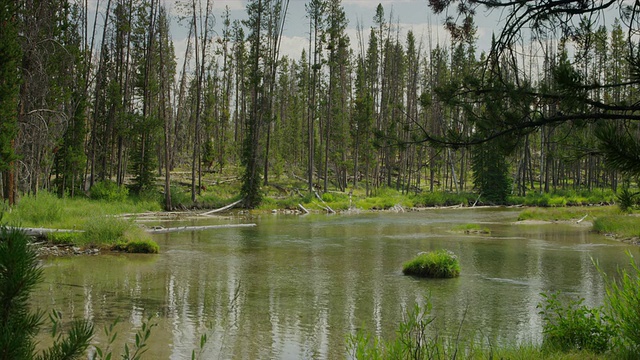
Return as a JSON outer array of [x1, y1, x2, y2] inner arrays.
[[90, 180, 129, 202], [548, 197, 567, 207], [115, 239, 159, 254], [616, 188, 639, 213], [402, 250, 460, 278], [538, 292, 613, 354], [0, 226, 94, 359], [603, 253, 640, 356], [169, 185, 192, 206], [321, 192, 335, 202]]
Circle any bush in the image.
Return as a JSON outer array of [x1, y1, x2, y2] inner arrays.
[[122, 239, 159, 254], [90, 180, 129, 202], [169, 185, 192, 207], [402, 250, 460, 278], [548, 197, 567, 207], [603, 253, 640, 357], [538, 292, 613, 354], [616, 188, 639, 213]]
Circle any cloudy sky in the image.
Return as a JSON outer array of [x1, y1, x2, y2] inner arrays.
[[87, 0, 505, 69], [157, 0, 501, 61]]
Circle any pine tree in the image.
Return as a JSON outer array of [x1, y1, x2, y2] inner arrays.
[[0, 0, 21, 204]]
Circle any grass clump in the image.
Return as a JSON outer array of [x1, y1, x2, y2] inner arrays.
[[538, 292, 613, 354], [77, 216, 159, 253], [451, 223, 490, 234], [45, 231, 82, 245], [112, 239, 159, 254], [402, 249, 460, 278]]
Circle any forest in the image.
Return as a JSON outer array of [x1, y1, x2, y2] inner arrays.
[[1, 0, 639, 209]]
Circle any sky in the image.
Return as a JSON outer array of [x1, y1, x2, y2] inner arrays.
[[156, 0, 499, 63], [84, 0, 518, 75]]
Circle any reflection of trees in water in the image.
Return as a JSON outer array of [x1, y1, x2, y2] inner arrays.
[[35, 212, 633, 357]]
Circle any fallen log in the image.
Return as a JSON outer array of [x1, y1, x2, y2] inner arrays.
[[11, 227, 84, 237], [298, 203, 310, 214], [200, 198, 244, 216], [145, 223, 257, 234]]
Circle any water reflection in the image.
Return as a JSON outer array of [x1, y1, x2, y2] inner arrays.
[[34, 209, 637, 359]]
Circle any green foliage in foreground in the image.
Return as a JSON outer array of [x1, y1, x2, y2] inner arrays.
[[616, 188, 640, 213], [402, 250, 460, 278], [539, 293, 613, 353], [353, 253, 640, 360], [347, 298, 607, 360], [0, 226, 94, 360], [602, 254, 640, 356]]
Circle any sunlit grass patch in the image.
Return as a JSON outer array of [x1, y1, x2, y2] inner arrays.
[[402, 249, 460, 278], [4, 191, 161, 229], [593, 215, 640, 239], [517, 206, 617, 222]]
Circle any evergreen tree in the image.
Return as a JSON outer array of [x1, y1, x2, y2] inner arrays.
[[0, 0, 21, 204], [0, 226, 94, 360]]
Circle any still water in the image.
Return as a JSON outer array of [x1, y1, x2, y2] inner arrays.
[[34, 209, 637, 359]]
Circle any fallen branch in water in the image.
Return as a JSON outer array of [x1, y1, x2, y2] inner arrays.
[[145, 223, 257, 234]]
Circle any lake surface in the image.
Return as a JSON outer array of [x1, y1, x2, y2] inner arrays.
[[34, 209, 637, 359]]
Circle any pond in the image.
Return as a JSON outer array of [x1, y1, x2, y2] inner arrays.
[[34, 208, 637, 359]]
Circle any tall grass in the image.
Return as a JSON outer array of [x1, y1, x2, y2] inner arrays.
[[402, 250, 460, 278], [593, 216, 640, 239], [538, 292, 613, 354], [602, 253, 640, 357], [517, 206, 616, 222], [4, 191, 161, 229], [347, 298, 608, 360]]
